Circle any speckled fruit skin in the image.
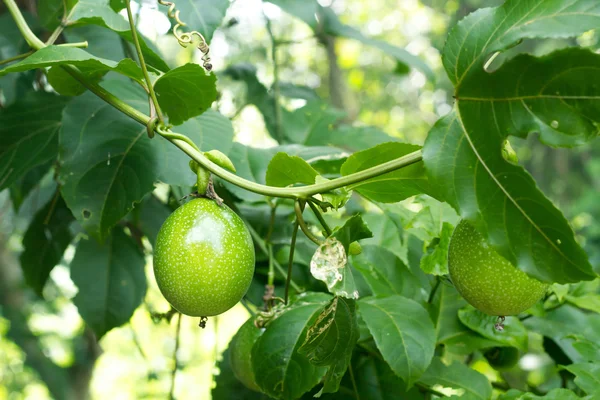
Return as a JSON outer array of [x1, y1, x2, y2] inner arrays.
[[153, 198, 255, 317], [448, 220, 548, 316], [229, 318, 263, 392]]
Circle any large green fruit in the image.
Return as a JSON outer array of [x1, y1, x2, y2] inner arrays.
[[229, 318, 263, 392], [153, 198, 255, 316], [448, 220, 548, 316]]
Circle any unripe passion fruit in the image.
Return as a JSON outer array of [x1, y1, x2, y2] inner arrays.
[[448, 220, 548, 316], [153, 198, 255, 316]]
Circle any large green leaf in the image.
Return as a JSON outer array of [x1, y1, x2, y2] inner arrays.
[[173, 0, 230, 43], [499, 388, 585, 400], [20, 195, 74, 296], [566, 294, 600, 314], [352, 245, 425, 301], [252, 297, 328, 399], [443, 0, 600, 87], [38, 0, 77, 30], [0, 92, 69, 190], [67, 0, 169, 71], [153, 63, 217, 125], [265, 152, 319, 187], [138, 195, 171, 247], [341, 143, 436, 203], [564, 363, 600, 395], [71, 228, 147, 338], [458, 307, 528, 351], [0, 45, 145, 84], [63, 25, 125, 61], [424, 0, 600, 284], [358, 295, 436, 386], [213, 346, 268, 400], [268, 0, 433, 80], [417, 357, 492, 400]]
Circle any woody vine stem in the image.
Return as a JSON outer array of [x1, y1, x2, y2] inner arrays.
[[3, 0, 423, 200]]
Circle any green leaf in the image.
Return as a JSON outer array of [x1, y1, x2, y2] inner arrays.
[[278, 82, 319, 100], [419, 222, 453, 276], [299, 297, 359, 396], [68, 0, 169, 71], [20, 195, 74, 296], [499, 389, 582, 400], [320, 125, 397, 152], [566, 294, 600, 314], [213, 347, 268, 400], [46, 66, 104, 96], [265, 152, 319, 187], [564, 363, 600, 395], [458, 307, 528, 351], [352, 245, 425, 301], [71, 228, 147, 338], [0, 45, 145, 84], [341, 142, 436, 203], [63, 25, 125, 61], [361, 210, 406, 264], [331, 214, 373, 251], [153, 63, 218, 125], [174, 0, 230, 43], [268, 0, 433, 80], [38, 0, 77, 30], [9, 162, 52, 211], [443, 0, 600, 88], [252, 299, 328, 399], [569, 336, 600, 362], [0, 92, 69, 191], [424, 111, 596, 284], [417, 357, 492, 400], [299, 297, 358, 366], [358, 295, 436, 386]]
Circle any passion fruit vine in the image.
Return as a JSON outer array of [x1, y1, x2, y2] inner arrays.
[[153, 198, 255, 317], [448, 220, 549, 317]]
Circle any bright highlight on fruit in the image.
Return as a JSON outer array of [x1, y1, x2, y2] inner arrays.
[[448, 220, 549, 316], [153, 198, 255, 316]]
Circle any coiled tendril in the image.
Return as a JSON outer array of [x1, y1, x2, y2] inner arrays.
[[157, 0, 212, 71]]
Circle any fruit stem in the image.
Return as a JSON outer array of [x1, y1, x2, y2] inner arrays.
[[294, 200, 323, 246], [307, 199, 332, 236]]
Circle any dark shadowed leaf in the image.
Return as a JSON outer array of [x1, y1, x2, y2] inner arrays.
[[20, 195, 74, 296], [71, 228, 146, 337]]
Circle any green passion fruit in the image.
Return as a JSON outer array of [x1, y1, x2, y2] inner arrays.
[[448, 220, 548, 316], [153, 198, 255, 316]]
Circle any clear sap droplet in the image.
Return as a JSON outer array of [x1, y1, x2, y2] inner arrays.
[[550, 120, 559, 129]]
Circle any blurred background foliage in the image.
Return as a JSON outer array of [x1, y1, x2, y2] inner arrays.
[[0, 0, 598, 399]]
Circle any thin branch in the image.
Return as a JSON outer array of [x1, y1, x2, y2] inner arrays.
[[285, 219, 299, 304], [307, 199, 332, 236], [427, 276, 441, 304], [0, 50, 33, 65], [169, 313, 182, 400], [125, 0, 164, 124]]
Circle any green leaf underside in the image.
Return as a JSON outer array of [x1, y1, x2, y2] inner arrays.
[[20, 196, 74, 295], [0, 92, 69, 190], [252, 298, 329, 399], [341, 142, 437, 203], [0, 46, 145, 84], [71, 228, 146, 338], [420, 222, 453, 276], [458, 307, 528, 351], [424, 0, 600, 284], [174, 0, 230, 43], [267, 0, 433, 79], [67, 0, 170, 71], [358, 295, 436, 387], [153, 64, 218, 125], [418, 357, 492, 400], [265, 152, 319, 187]]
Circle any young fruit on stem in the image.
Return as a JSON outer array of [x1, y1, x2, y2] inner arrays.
[[153, 198, 255, 317], [448, 220, 548, 317]]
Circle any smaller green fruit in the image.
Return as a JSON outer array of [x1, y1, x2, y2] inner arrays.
[[229, 318, 263, 392], [349, 241, 362, 255], [484, 346, 520, 371], [448, 220, 548, 316]]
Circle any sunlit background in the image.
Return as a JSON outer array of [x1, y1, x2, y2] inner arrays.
[[1, 0, 599, 398]]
